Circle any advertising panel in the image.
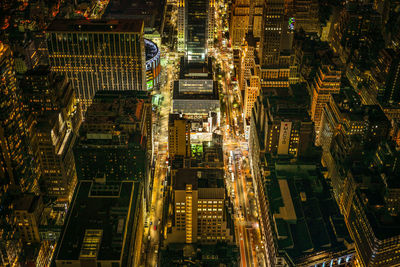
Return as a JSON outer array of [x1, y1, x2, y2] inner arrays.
[[278, 121, 292, 155]]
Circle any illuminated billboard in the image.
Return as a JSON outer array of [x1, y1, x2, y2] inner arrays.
[[278, 121, 292, 155], [145, 39, 161, 90]]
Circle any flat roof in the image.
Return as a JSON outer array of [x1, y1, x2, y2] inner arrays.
[[173, 168, 224, 190], [55, 180, 140, 262], [173, 81, 219, 100], [268, 162, 352, 262], [46, 19, 144, 34]]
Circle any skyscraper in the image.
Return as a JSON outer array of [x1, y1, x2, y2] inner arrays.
[[177, 0, 186, 52], [230, 0, 264, 48], [310, 64, 341, 142], [20, 67, 82, 199], [177, 0, 210, 62], [46, 19, 147, 109], [260, 0, 286, 66], [0, 43, 37, 192], [73, 91, 152, 207], [54, 180, 144, 267], [186, 0, 209, 62], [168, 114, 191, 159], [166, 168, 234, 244], [0, 42, 39, 266], [230, 0, 251, 48]]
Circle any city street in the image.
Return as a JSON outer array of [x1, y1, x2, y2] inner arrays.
[[144, 60, 177, 266]]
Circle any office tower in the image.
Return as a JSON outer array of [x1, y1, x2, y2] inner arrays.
[[186, 0, 209, 62], [46, 19, 146, 109], [328, 135, 400, 266], [241, 34, 261, 119], [230, 0, 264, 48], [172, 58, 220, 115], [166, 168, 234, 244], [20, 67, 81, 199], [13, 194, 44, 244], [261, 162, 355, 266], [249, 0, 264, 38], [311, 64, 341, 142], [320, 88, 364, 153], [373, 49, 400, 105], [260, 0, 286, 66], [331, 2, 382, 65], [320, 87, 390, 155], [208, 0, 216, 48], [0, 43, 38, 192], [73, 91, 152, 206], [177, 0, 186, 52], [250, 87, 313, 158], [0, 42, 30, 267], [21, 66, 78, 117], [249, 86, 315, 266], [54, 180, 143, 267], [168, 114, 191, 159], [293, 0, 319, 33], [230, 0, 250, 48]]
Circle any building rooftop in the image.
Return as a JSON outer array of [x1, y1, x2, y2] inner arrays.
[[55, 180, 140, 263], [14, 194, 41, 213], [83, 90, 150, 126], [173, 168, 225, 190], [263, 87, 311, 122], [105, 0, 164, 29], [179, 57, 213, 80], [173, 81, 219, 100], [46, 19, 144, 33], [267, 162, 352, 263]]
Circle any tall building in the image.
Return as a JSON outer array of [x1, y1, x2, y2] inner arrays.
[[168, 114, 191, 159], [13, 194, 43, 244], [262, 161, 355, 266], [328, 137, 400, 267], [46, 19, 147, 109], [320, 87, 390, 154], [260, 0, 286, 66], [166, 168, 234, 244], [250, 87, 314, 158], [230, 0, 263, 48], [310, 64, 342, 142], [73, 91, 152, 206], [186, 0, 209, 62], [177, 0, 186, 52], [241, 34, 261, 119], [0, 43, 38, 193], [373, 49, 400, 105], [54, 180, 143, 267], [172, 58, 220, 115], [20, 67, 82, 199], [249, 86, 315, 266], [0, 44, 40, 265], [230, 0, 250, 48], [208, 0, 216, 48], [293, 0, 320, 33], [177, 0, 210, 61]]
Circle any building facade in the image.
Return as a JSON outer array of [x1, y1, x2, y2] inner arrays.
[[73, 91, 152, 207], [167, 168, 234, 244], [54, 181, 143, 267], [46, 19, 147, 109], [13, 194, 44, 244], [168, 114, 191, 159], [310, 64, 341, 142], [21, 67, 82, 199]]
